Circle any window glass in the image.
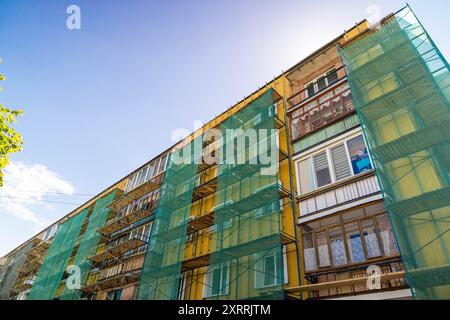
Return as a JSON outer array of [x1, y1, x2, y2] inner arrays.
[[327, 69, 338, 84], [376, 214, 400, 256], [158, 154, 168, 174], [317, 76, 327, 91], [147, 161, 156, 179], [316, 232, 331, 267], [345, 222, 365, 263], [361, 219, 382, 258], [302, 233, 317, 271], [205, 264, 229, 297], [298, 158, 315, 194], [306, 83, 315, 97], [313, 152, 332, 188], [264, 255, 275, 286], [346, 135, 372, 175], [329, 227, 347, 266], [255, 250, 284, 288]]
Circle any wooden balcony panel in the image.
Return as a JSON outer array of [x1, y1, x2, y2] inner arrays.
[[284, 271, 406, 294], [89, 238, 147, 264], [189, 211, 215, 231], [99, 207, 155, 236], [181, 254, 211, 272], [108, 174, 163, 212], [82, 269, 141, 293], [192, 178, 218, 202]]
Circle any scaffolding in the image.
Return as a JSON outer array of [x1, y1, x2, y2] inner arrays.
[[208, 88, 290, 300], [0, 241, 34, 299], [137, 88, 294, 300], [28, 210, 88, 300], [59, 191, 118, 300], [339, 5, 450, 299], [137, 134, 201, 299]]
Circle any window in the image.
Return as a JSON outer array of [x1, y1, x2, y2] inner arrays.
[[362, 72, 399, 102], [317, 76, 327, 91], [255, 249, 287, 288], [125, 153, 169, 192], [298, 159, 314, 194], [302, 233, 317, 272], [296, 133, 372, 195], [346, 135, 372, 175], [317, 231, 331, 267], [203, 263, 230, 297], [376, 215, 399, 256], [304, 68, 339, 98], [313, 152, 331, 188], [345, 222, 365, 263], [352, 44, 384, 69], [326, 69, 339, 84], [107, 289, 122, 300], [362, 219, 382, 258], [306, 83, 315, 97], [42, 224, 58, 241], [330, 144, 352, 181], [329, 226, 347, 266]]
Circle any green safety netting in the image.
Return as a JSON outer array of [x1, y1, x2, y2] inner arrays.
[[0, 241, 34, 300], [59, 191, 117, 300], [28, 210, 88, 300], [340, 5, 450, 299], [137, 88, 288, 300], [207, 88, 286, 300], [137, 135, 201, 299]]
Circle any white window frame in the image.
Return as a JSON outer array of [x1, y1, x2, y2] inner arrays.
[[294, 128, 374, 196], [254, 247, 288, 289], [202, 262, 231, 298]]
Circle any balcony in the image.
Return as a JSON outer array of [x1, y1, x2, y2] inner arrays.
[[99, 205, 156, 236], [25, 240, 50, 260], [12, 275, 36, 294], [108, 173, 163, 212], [18, 256, 44, 276], [288, 69, 356, 142], [82, 268, 141, 293], [149, 231, 296, 278], [285, 258, 407, 299], [89, 234, 148, 264]]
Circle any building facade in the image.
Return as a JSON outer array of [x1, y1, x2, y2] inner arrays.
[[0, 5, 448, 300]]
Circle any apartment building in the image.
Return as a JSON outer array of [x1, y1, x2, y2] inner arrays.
[[285, 23, 409, 300], [0, 5, 448, 300]]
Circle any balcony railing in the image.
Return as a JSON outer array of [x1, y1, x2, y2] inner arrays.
[[299, 172, 380, 217], [290, 82, 355, 141], [308, 259, 407, 299]]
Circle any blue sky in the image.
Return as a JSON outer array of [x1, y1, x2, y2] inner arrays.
[[0, 0, 449, 256]]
